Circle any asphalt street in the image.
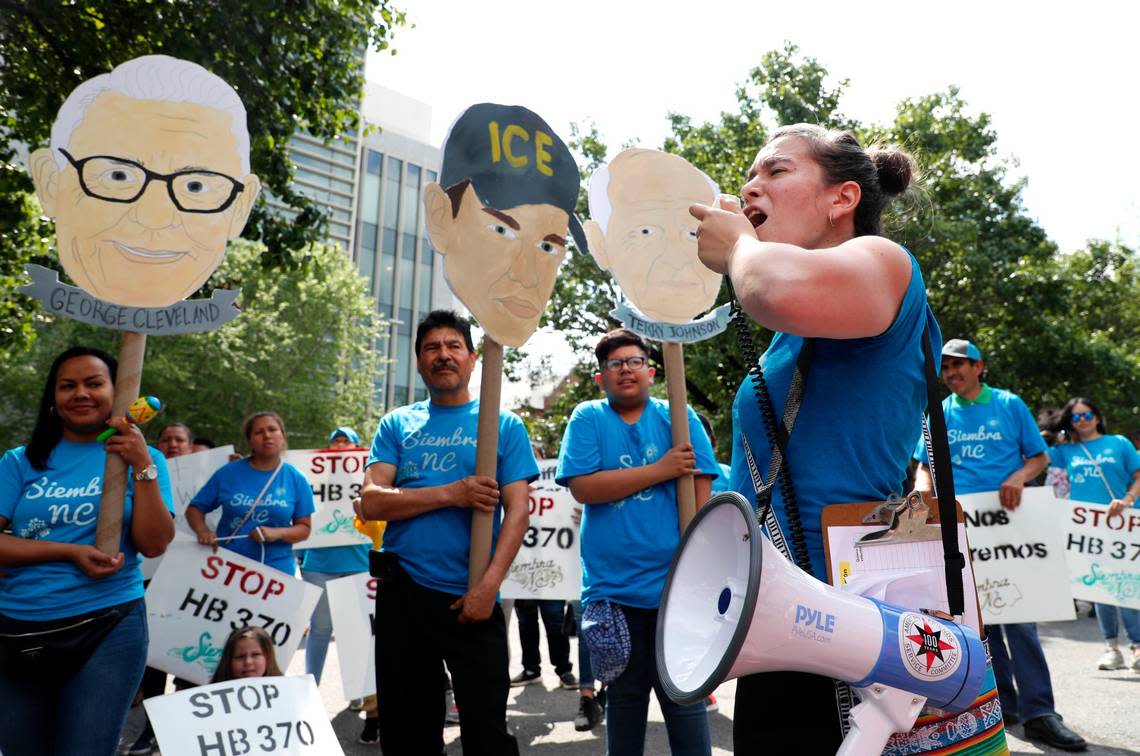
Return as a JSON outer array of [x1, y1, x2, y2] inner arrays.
[[123, 605, 1139, 754]]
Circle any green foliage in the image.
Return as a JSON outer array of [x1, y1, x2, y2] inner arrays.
[[534, 43, 1140, 455], [0, 176, 51, 363], [0, 0, 406, 355], [0, 241, 388, 452]]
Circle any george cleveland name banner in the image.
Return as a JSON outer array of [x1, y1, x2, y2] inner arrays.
[[145, 675, 343, 756], [146, 542, 322, 684], [501, 459, 582, 601], [958, 488, 1075, 624], [21, 263, 242, 334]]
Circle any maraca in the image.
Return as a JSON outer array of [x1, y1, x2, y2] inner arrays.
[[96, 396, 162, 441], [354, 514, 387, 549]]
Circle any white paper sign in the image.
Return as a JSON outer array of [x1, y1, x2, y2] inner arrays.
[[284, 448, 372, 549], [145, 675, 343, 756], [958, 488, 1075, 624], [143, 445, 234, 580], [146, 542, 322, 684], [827, 521, 982, 634], [325, 573, 376, 700], [1061, 499, 1140, 610], [501, 459, 582, 600]]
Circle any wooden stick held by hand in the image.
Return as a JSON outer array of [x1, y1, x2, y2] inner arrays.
[[96, 331, 147, 555], [469, 337, 503, 588], [663, 341, 696, 532]]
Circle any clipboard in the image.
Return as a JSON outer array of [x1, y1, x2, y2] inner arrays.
[[822, 493, 983, 634]]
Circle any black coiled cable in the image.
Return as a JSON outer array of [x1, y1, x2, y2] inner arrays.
[[726, 282, 814, 576]]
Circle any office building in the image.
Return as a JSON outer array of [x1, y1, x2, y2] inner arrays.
[[269, 82, 455, 410]]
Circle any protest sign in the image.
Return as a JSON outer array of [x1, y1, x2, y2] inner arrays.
[[325, 573, 376, 700], [283, 448, 371, 549], [958, 488, 1075, 624], [501, 459, 582, 601], [143, 445, 233, 579], [1062, 499, 1140, 610], [423, 103, 587, 588], [584, 149, 726, 530], [145, 675, 342, 756], [22, 56, 260, 555], [146, 542, 322, 684]]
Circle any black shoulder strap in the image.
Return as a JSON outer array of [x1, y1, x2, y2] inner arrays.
[[920, 328, 966, 617]]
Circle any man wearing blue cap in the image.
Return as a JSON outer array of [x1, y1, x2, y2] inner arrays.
[[913, 339, 1086, 751]]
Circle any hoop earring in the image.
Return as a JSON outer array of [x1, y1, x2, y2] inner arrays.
[[828, 211, 835, 228], [49, 406, 56, 416]]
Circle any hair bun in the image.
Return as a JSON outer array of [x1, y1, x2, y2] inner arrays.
[[869, 147, 917, 195]]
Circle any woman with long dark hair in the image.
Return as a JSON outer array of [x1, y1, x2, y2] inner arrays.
[[1051, 397, 1140, 672], [0, 346, 175, 755]]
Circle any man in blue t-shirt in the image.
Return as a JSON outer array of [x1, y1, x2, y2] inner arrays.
[[556, 328, 718, 756], [914, 339, 1086, 752], [355, 310, 537, 756]]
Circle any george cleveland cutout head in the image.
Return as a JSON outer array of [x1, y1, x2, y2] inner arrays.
[[30, 55, 261, 308]]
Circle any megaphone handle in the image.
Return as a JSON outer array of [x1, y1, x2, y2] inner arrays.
[[836, 686, 925, 756]]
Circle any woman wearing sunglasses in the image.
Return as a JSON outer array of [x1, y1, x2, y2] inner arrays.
[[1051, 397, 1140, 672]]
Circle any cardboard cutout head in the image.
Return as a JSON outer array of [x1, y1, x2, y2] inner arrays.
[[584, 149, 721, 324], [423, 103, 586, 348], [30, 55, 261, 308]]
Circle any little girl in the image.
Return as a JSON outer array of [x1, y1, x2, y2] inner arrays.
[[211, 626, 284, 682]]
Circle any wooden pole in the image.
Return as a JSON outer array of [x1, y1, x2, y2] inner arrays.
[[662, 340, 696, 532], [468, 337, 503, 589], [95, 330, 147, 555]]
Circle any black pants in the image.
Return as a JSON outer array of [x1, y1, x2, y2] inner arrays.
[[515, 599, 572, 676], [733, 672, 845, 751], [373, 555, 518, 756]]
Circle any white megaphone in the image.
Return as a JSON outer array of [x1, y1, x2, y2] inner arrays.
[[656, 492, 986, 755]]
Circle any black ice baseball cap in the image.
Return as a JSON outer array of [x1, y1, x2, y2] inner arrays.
[[439, 102, 588, 254]]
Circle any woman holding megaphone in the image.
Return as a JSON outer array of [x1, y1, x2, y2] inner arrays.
[[690, 125, 938, 752]]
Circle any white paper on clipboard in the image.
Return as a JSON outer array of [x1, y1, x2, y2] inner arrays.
[[826, 523, 981, 634]]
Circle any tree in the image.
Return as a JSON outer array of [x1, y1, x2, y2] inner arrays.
[[0, 240, 388, 451], [537, 42, 1140, 453], [0, 0, 407, 357]]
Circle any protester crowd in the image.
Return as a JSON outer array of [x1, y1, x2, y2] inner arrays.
[[4, 123, 1139, 756]]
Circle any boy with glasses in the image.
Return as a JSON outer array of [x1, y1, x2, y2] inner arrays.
[[555, 328, 718, 755]]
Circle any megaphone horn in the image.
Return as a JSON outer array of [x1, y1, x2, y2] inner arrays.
[[656, 492, 986, 755]]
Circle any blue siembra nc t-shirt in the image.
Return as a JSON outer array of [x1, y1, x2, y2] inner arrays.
[[556, 398, 719, 609], [189, 459, 315, 574], [0, 440, 174, 621], [367, 399, 539, 596], [732, 253, 940, 580], [1049, 435, 1140, 506], [913, 385, 1047, 495]]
